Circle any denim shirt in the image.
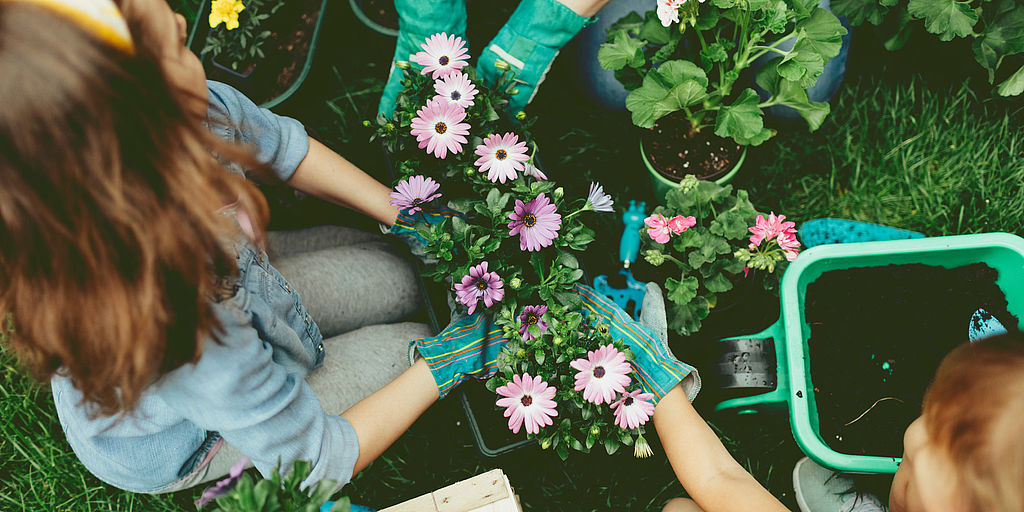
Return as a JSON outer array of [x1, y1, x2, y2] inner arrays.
[[50, 81, 360, 493]]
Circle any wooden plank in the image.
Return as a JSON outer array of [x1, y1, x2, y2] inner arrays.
[[434, 469, 509, 512], [379, 493, 435, 512]]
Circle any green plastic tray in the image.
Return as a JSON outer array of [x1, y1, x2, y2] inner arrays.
[[715, 233, 1024, 473]]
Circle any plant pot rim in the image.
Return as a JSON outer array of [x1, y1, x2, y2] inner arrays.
[[348, 0, 399, 37], [210, 55, 257, 79], [641, 137, 746, 188]]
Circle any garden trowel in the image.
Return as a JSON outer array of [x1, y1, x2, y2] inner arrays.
[[593, 200, 649, 320]]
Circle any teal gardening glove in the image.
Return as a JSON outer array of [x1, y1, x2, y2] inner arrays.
[[574, 283, 701, 404], [412, 313, 511, 398]]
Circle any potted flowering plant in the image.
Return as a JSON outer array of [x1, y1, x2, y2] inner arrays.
[[194, 457, 354, 512], [598, 0, 847, 201], [188, 0, 328, 107], [374, 33, 664, 460], [640, 176, 801, 336]]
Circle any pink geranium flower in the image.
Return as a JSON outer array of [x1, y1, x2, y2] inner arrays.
[[410, 97, 470, 159], [612, 390, 656, 430], [495, 373, 558, 435], [389, 175, 441, 214], [748, 212, 796, 247], [433, 70, 478, 109], [454, 261, 504, 314], [667, 215, 696, 234], [474, 132, 530, 184], [570, 344, 632, 405], [411, 32, 469, 79], [508, 193, 562, 251], [778, 232, 802, 261], [644, 213, 672, 244], [517, 305, 549, 341]]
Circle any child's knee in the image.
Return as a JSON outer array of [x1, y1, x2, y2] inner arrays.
[[661, 497, 703, 512]]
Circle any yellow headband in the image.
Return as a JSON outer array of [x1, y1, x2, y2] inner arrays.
[[2, 0, 134, 52]]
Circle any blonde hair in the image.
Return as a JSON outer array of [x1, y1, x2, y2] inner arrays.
[[0, 1, 269, 416], [923, 333, 1024, 512]]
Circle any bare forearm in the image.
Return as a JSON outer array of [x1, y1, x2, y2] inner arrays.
[[654, 387, 790, 512], [341, 359, 440, 474], [286, 137, 401, 226]]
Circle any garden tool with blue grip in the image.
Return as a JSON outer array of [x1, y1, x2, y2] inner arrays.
[[593, 200, 649, 320]]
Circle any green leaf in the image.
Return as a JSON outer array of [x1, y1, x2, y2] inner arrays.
[[608, 10, 645, 36], [535, 349, 546, 365], [604, 438, 620, 455], [626, 60, 709, 128], [639, 10, 673, 44], [557, 443, 570, 460], [778, 9, 847, 87], [448, 197, 475, 214], [907, 0, 979, 41], [756, 58, 831, 130], [704, 272, 734, 293], [972, 8, 1024, 79], [831, 0, 889, 24], [667, 296, 710, 336], [714, 88, 772, 146], [451, 216, 470, 240], [665, 276, 699, 305], [695, 7, 722, 30], [789, 0, 819, 20], [559, 252, 580, 269], [997, 63, 1024, 96], [598, 29, 646, 71], [485, 376, 502, 393], [671, 228, 705, 251]]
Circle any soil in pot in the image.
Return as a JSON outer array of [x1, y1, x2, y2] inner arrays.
[[644, 111, 742, 182], [804, 262, 1018, 457], [204, 0, 322, 105]]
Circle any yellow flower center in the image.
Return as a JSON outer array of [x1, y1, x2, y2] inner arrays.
[[523, 213, 537, 227], [496, 149, 508, 160]]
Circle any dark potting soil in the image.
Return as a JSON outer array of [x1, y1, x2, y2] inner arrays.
[[361, 0, 399, 31], [805, 263, 1018, 457], [644, 111, 741, 182]]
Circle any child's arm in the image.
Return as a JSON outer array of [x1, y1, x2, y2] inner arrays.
[[286, 137, 400, 226], [654, 386, 790, 512]]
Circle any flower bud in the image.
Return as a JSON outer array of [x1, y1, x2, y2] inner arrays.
[[362, 120, 371, 127], [541, 437, 551, 449], [515, 111, 527, 121], [384, 123, 395, 133], [644, 249, 666, 267], [509, 277, 522, 289], [589, 425, 601, 436], [553, 187, 564, 201], [680, 174, 699, 193], [495, 60, 511, 71], [516, 349, 526, 358], [552, 336, 563, 346], [396, 60, 411, 70], [465, 167, 476, 177], [509, 88, 520, 96]]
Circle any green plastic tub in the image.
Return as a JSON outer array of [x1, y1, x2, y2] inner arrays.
[[714, 233, 1024, 473]]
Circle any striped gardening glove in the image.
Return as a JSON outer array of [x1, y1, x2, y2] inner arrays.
[[387, 206, 460, 264], [411, 313, 511, 398], [574, 283, 701, 404]]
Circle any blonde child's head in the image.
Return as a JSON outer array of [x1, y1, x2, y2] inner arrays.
[[0, 0, 267, 416], [890, 333, 1024, 512]]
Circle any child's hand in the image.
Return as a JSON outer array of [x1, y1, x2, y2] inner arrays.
[[574, 283, 700, 404], [387, 206, 461, 263], [410, 313, 509, 399]]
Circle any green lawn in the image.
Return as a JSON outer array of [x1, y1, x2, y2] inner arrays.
[[2, 2, 1022, 511]]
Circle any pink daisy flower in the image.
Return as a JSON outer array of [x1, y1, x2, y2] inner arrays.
[[523, 163, 548, 181], [410, 97, 470, 159], [570, 344, 632, 405], [411, 32, 469, 79], [508, 193, 562, 251], [612, 390, 656, 430], [517, 305, 549, 341], [454, 261, 504, 314], [586, 182, 615, 213], [644, 213, 672, 244], [474, 132, 530, 184], [495, 373, 558, 435], [389, 175, 441, 214], [433, 70, 478, 109], [667, 215, 696, 234]]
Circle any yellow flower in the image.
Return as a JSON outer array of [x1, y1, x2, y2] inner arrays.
[[209, 0, 245, 30]]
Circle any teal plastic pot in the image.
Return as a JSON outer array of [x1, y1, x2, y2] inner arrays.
[[186, 0, 328, 109], [714, 233, 1024, 473], [641, 139, 746, 204]]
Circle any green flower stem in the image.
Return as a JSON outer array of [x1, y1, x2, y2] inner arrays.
[[746, 32, 797, 63], [563, 207, 589, 221], [664, 254, 688, 269]]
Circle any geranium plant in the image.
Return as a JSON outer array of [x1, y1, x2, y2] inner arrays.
[[373, 34, 659, 460], [641, 176, 801, 336], [196, 457, 351, 512], [202, 0, 284, 72], [599, 0, 848, 143], [832, 0, 1023, 96]]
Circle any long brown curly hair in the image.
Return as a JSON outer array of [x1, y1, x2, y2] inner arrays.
[[0, 1, 270, 417]]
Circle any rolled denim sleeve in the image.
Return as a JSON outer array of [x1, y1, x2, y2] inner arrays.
[[206, 80, 309, 182], [154, 287, 359, 488]]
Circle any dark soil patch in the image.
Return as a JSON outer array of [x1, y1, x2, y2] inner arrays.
[[360, 0, 398, 32], [204, 0, 322, 105], [644, 111, 741, 182], [805, 263, 1017, 457]]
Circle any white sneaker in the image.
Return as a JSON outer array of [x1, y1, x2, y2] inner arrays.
[[793, 457, 887, 512]]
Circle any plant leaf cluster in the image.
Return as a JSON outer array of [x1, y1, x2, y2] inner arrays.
[[373, 67, 650, 459], [832, 0, 1024, 95], [599, 1, 847, 143], [208, 460, 350, 512], [201, 0, 284, 72]]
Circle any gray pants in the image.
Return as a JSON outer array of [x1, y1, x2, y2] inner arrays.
[[186, 226, 430, 487]]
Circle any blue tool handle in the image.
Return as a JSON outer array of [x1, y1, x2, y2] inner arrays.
[[620, 200, 646, 266]]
